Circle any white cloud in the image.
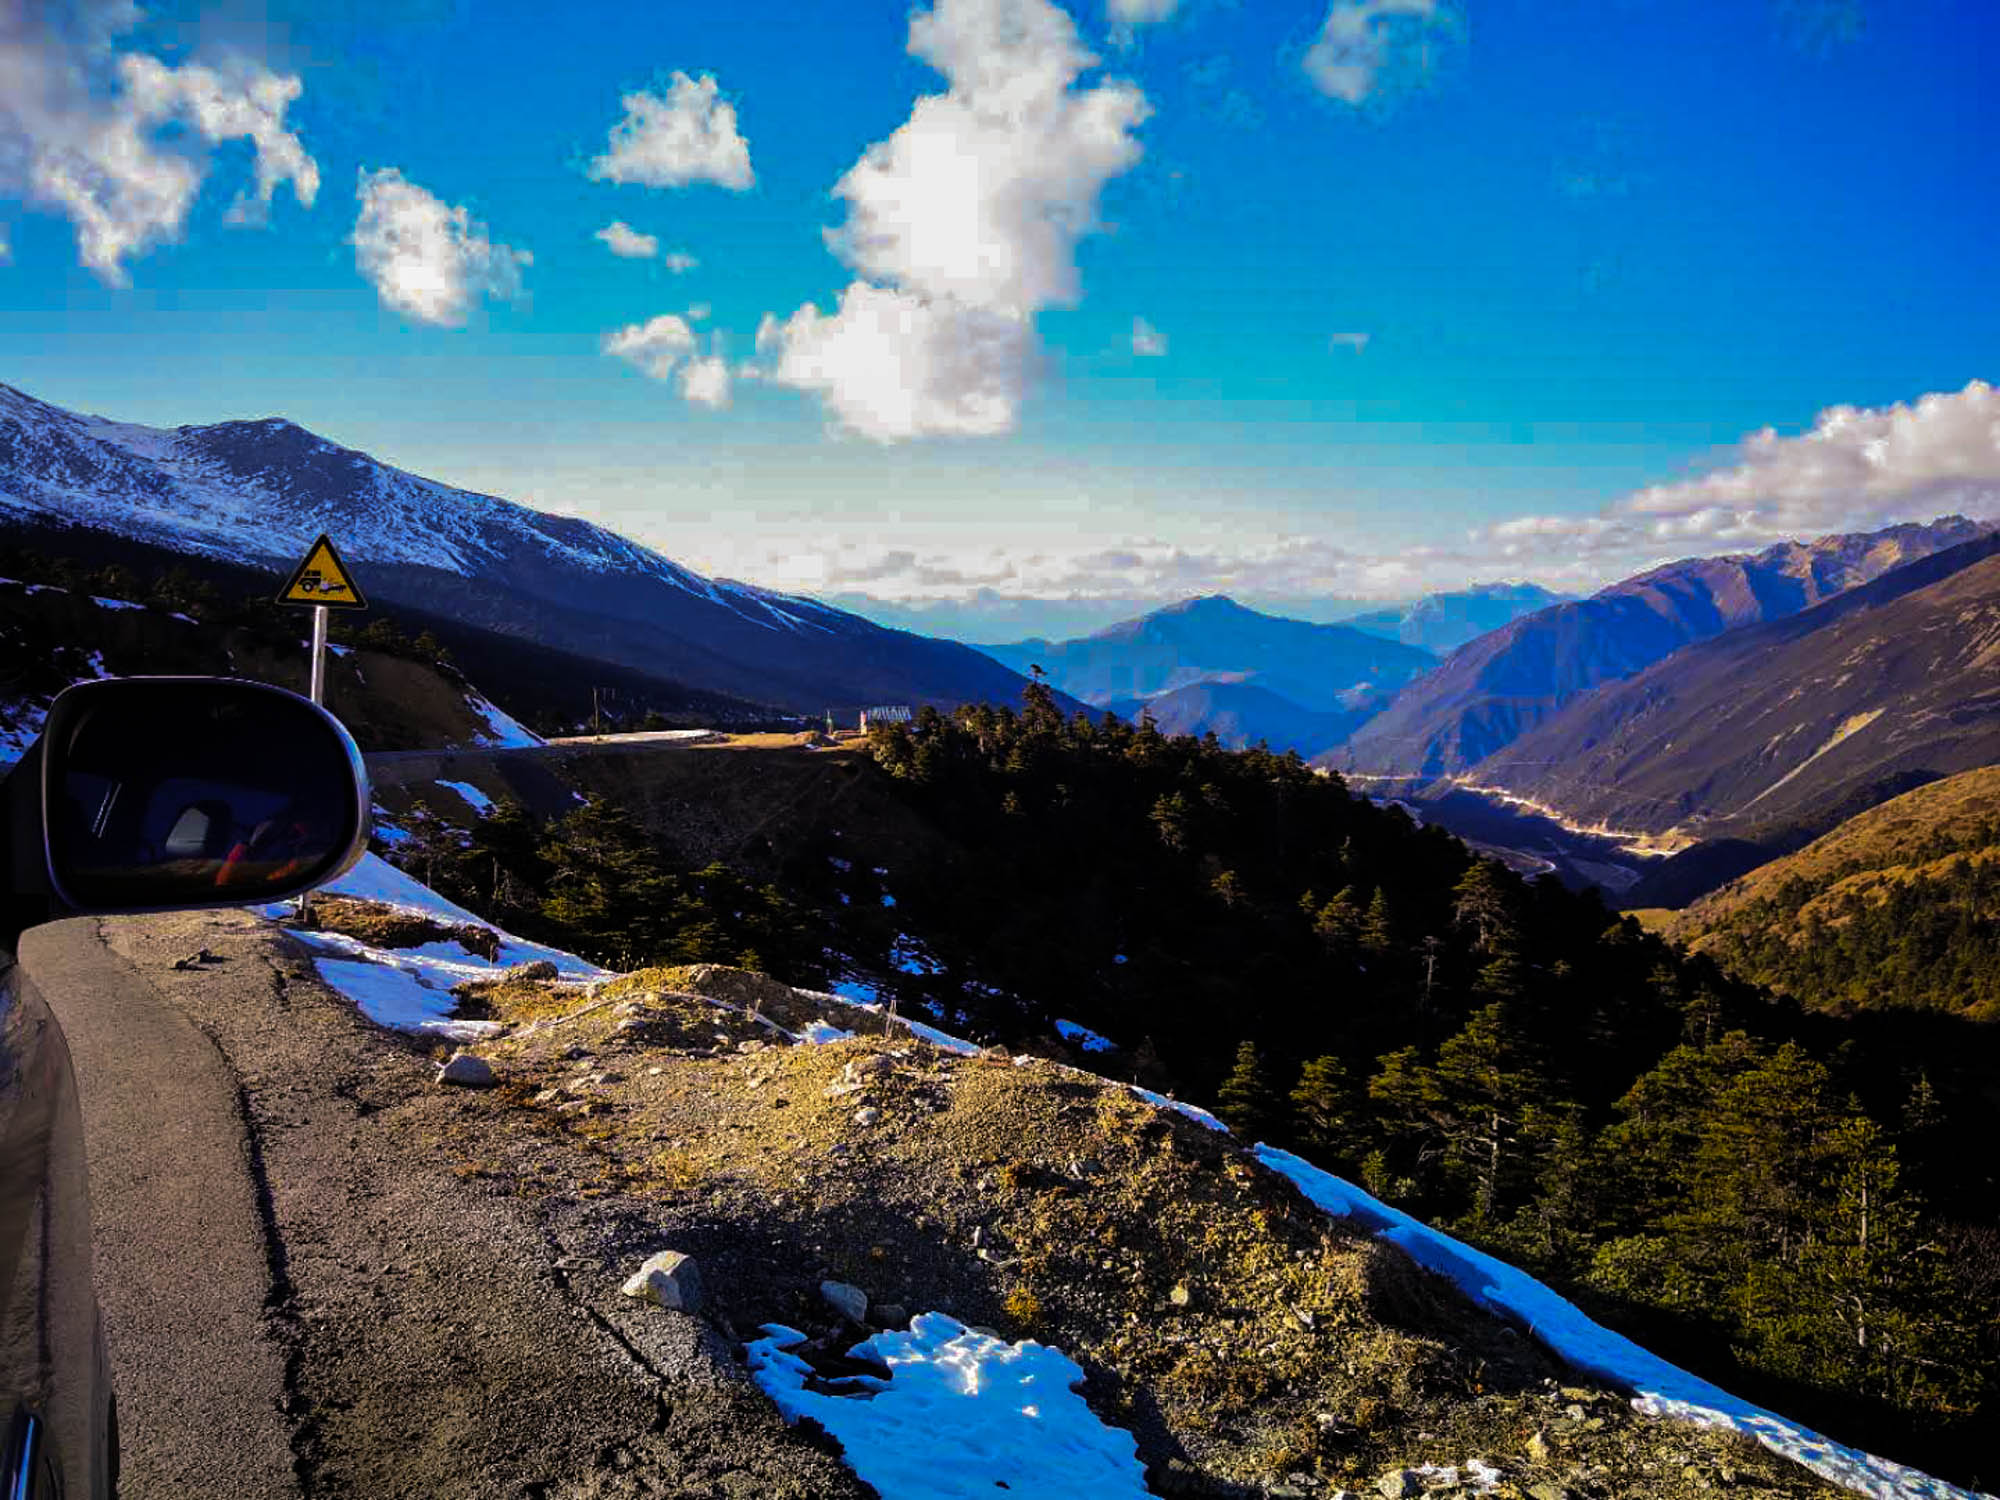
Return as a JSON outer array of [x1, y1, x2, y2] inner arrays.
[[663, 249, 699, 273], [679, 355, 732, 409], [602, 312, 731, 411], [351, 169, 530, 327], [1106, 0, 1182, 26], [587, 72, 753, 191], [751, 0, 1150, 441], [757, 283, 1034, 441], [602, 313, 698, 379], [1470, 380, 2000, 565], [758, 382, 2000, 608], [1131, 316, 1166, 356], [685, 302, 711, 321], [0, 2, 317, 284], [595, 220, 659, 258], [1329, 330, 1370, 352], [1303, 0, 1455, 105]]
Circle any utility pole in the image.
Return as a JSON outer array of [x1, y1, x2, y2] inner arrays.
[[592, 686, 602, 736]]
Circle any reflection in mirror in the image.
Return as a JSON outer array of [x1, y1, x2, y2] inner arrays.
[[42, 678, 368, 912]]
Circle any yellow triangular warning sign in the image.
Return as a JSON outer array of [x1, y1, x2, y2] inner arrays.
[[276, 534, 368, 610]]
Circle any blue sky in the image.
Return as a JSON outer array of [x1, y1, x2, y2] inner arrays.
[[3, 0, 1997, 639]]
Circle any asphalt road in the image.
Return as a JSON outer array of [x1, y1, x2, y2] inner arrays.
[[18, 911, 868, 1500]]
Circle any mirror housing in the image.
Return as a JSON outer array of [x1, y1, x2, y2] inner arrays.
[[27, 678, 370, 915]]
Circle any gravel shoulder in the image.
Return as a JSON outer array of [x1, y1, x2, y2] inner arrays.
[[34, 910, 866, 1500]]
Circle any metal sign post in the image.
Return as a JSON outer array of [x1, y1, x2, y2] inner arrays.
[[276, 534, 368, 926], [276, 533, 368, 708], [308, 604, 330, 705]]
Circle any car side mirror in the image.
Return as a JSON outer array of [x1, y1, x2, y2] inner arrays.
[[23, 678, 370, 914]]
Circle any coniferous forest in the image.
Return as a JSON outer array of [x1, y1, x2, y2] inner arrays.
[[392, 682, 2000, 1488]]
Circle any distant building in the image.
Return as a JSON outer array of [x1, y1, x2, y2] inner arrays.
[[859, 705, 913, 732]]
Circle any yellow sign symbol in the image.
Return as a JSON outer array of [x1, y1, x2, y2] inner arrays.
[[276, 534, 368, 611]]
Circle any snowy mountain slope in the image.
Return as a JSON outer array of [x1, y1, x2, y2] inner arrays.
[[0, 382, 1063, 715]]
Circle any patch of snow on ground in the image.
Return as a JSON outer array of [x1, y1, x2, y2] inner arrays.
[[799, 1020, 856, 1044], [1054, 1019, 1118, 1053], [465, 693, 543, 748], [1131, 1087, 1230, 1134], [897, 1018, 982, 1057], [797, 982, 986, 1057], [1253, 1146, 1994, 1500], [889, 934, 943, 976], [437, 778, 494, 814], [745, 1315, 1153, 1500], [91, 595, 145, 611], [256, 854, 608, 1037], [306, 955, 506, 1042]]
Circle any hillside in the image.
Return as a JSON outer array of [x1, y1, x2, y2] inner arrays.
[[0, 380, 1060, 716], [0, 532, 789, 750], [1097, 679, 1368, 756], [978, 594, 1432, 755], [981, 595, 1432, 711], [1480, 532, 2000, 842], [0, 574, 526, 758], [220, 860, 1927, 1498], [1344, 582, 1569, 654], [356, 689, 2000, 1486], [1337, 518, 1991, 779], [1662, 765, 2000, 1019]]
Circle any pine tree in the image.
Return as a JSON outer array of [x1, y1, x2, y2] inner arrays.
[[1215, 1041, 1283, 1142], [1291, 1054, 1364, 1164], [1431, 1002, 1548, 1221], [1361, 887, 1395, 958], [1452, 858, 1522, 958]]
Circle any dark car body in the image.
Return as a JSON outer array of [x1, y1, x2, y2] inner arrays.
[[0, 954, 115, 1498]]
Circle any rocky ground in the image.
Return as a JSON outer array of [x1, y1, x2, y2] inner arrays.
[[421, 949, 1848, 1500], [85, 899, 1856, 1499]]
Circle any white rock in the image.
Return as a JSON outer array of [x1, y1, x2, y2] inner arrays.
[[852, 1107, 880, 1127], [820, 1279, 868, 1323], [437, 1052, 495, 1087], [621, 1251, 704, 1313]]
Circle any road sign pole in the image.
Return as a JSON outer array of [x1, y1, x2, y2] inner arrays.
[[308, 604, 329, 705]]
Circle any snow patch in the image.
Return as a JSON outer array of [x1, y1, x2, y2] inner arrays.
[[465, 693, 543, 748], [257, 855, 606, 1036], [744, 1315, 1153, 1500], [889, 934, 943, 976], [1130, 1087, 1230, 1134], [1253, 1147, 1994, 1500], [1054, 1019, 1117, 1053], [436, 778, 494, 814], [91, 595, 145, 611]]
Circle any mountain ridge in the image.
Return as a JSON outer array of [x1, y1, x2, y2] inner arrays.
[[1336, 516, 1994, 780], [0, 381, 1069, 717], [976, 593, 1433, 753], [1477, 529, 2000, 842]]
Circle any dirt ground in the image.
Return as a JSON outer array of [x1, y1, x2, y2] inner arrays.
[[424, 959, 1851, 1500]]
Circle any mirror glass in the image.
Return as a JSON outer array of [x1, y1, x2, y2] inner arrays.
[[43, 679, 368, 911]]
